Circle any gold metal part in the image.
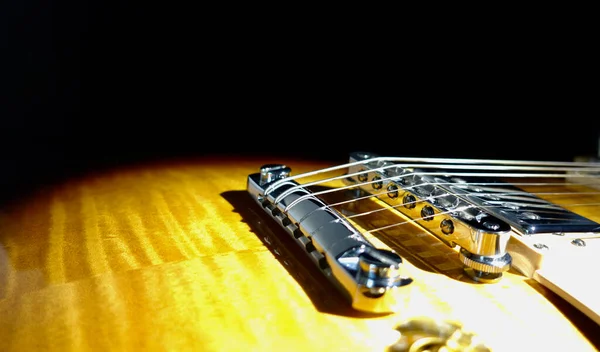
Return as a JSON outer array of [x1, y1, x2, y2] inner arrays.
[[387, 317, 491, 352]]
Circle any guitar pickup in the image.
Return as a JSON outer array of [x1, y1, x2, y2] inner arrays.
[[247, 164, 413, 314]]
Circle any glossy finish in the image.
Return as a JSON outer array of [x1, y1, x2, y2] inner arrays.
[[248, 168, 412, 313], [345, 152, 513, 281], [1, 157, 599, 351]]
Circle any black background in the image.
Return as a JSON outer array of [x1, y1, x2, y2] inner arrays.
[[3, 3, 599, 199]]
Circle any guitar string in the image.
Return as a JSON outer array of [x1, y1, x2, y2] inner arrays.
[[325, 187, 600, 218], [294, 181, 600, 236], [348, 176, 600, 235], [285, 177, 600, 219], [270, 161, 600, 208], [265, 155, 600, 193], [271, 161, 600, 202], [279, 169, 600, 213], [359, 202, 600, 237], [270, 162, 600, 237], [264, 156, 600, 197], [343, 190, 600, 223], [284, 176, 600, 210]]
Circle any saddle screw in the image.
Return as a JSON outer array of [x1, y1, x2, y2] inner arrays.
[[387, 184, 399, 198], [372, 176, 383, 190], [571, 238, 586, 247], [440, 219, 454, 235], [421, 206, 434, 221], [533, 243, 549, 250], [403, 194, 417, 209], [358, 169, 368, 182]]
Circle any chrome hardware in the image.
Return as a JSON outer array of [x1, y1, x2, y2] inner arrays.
[[247, 164, 413, 313], [459, 249, 511, 284], [259, 164, 291, 186], [388, 317, 491, 352], [346, 152, 513, 283]]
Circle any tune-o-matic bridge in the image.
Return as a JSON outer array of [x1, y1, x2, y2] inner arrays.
[[344, 152, 600, 283], [345, 152, 514, 283], [247, 164, 413, 314], [247, 152, 600, 323]]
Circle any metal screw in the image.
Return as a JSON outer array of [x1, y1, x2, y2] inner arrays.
[[533, 243, 549, 250], [387, 184, 399, 198], [372, 176, 383, 190], [421, 206, 434, 221], [571, 238, 586, 247], [403, 194, 416, 209], [482, 221, 501, 231], [440, 219, 454, 235], [358, 169, 368, 182]]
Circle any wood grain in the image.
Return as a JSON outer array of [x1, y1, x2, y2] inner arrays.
[[1, 156, 599, 351]]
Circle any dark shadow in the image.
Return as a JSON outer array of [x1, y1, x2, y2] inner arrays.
[[223, 185, 600, 346], [525, 278, 600, 349], [221, 189, 386, 318], [313, 186, 484, 284], [222, 183, 490, 319]]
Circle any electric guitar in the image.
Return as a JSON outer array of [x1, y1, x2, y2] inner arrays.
[[1, 153, 599, 351]]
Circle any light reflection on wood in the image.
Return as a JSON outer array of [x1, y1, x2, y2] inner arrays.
[[0, 157, 598, 351]]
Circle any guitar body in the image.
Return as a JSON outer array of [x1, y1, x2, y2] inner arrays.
[[1, 156, 599, 351]]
